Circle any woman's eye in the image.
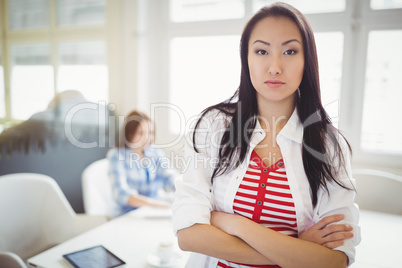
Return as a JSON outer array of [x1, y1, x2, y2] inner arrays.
[[256, 49, 268, 55], [284, 50, 296, 55]]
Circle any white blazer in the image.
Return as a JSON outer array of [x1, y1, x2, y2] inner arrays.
[[172, 108, 361, 268]]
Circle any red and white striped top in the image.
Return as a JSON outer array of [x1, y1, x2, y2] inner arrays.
[[217, 150, 298, 268]]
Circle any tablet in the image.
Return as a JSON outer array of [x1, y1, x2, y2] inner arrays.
[[63, 245, 126, 268]]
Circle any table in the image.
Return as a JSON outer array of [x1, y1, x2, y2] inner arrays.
[[27, 207, 189, 268], [28, 209, 402, 268], [352, 210, 402, 268]]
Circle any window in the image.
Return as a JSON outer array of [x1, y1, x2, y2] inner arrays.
[[170, 0, 245, 22], [0, 50, 4, 118], [0, 0, 113, 122], [371, 0, 402, 10], [253, 0, 346, 13], [361, 30, 402, 154], [10, 44, 54, 119], [57, 41, 108, 103], [56, 0, 106, 27], [8, 0, 50, 30], [169, 35, 240, 133], [315, 32, 344, 123]]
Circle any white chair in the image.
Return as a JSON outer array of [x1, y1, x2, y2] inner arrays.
[[82, 158, 119, 219], [353, 168, 402, 215], [0, 252, 27, 268], [0, 173, 107, 261]]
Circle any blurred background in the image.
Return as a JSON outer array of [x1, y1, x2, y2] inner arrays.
[[0, 0, 401, 213]]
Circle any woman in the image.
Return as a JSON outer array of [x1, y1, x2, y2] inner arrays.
[[172, 2, 360, 268], [107, 110, 178, 216]]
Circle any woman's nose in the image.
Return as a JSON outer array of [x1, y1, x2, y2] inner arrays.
[[268, 56, 282, 75]]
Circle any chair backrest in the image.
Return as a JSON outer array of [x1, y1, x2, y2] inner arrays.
[[354, 169, 402, 215], [82, 158, 119, 218], [0, 173, 77, 260], [0, 251, 28, 268]]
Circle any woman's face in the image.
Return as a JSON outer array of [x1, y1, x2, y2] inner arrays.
[[248, 16, 304, 107], [129, 119, 154, 151]]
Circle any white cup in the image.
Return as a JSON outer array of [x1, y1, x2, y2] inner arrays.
[[157, 240, 173, 264]]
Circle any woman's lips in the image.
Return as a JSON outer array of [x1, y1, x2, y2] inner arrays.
[[265, 80, 285, 88]]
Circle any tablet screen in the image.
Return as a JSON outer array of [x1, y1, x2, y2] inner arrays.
[[63, 245, 125, 268]]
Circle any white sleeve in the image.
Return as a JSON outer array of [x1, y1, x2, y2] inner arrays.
[[171, 141, 214, 234], [314, 137, 361, 266], [172, 110, 225, 235]]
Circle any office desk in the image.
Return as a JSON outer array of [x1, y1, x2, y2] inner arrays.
[[28, 207, 189, 268], [352, 210, 402, 268], [28, 209, 401, 268]]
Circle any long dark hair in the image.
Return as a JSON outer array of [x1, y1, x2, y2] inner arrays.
[[193, 2, 352, 207]]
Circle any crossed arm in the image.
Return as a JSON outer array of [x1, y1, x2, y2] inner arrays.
[[177, 212, 353, 268]]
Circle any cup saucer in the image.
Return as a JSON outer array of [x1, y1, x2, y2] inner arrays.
[[146, 252, 180, 268]]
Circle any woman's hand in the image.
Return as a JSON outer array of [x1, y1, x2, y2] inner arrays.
[[299, 214, 354, 249]]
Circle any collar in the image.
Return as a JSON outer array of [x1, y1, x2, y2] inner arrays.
[[252, 108, 303, 145]]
